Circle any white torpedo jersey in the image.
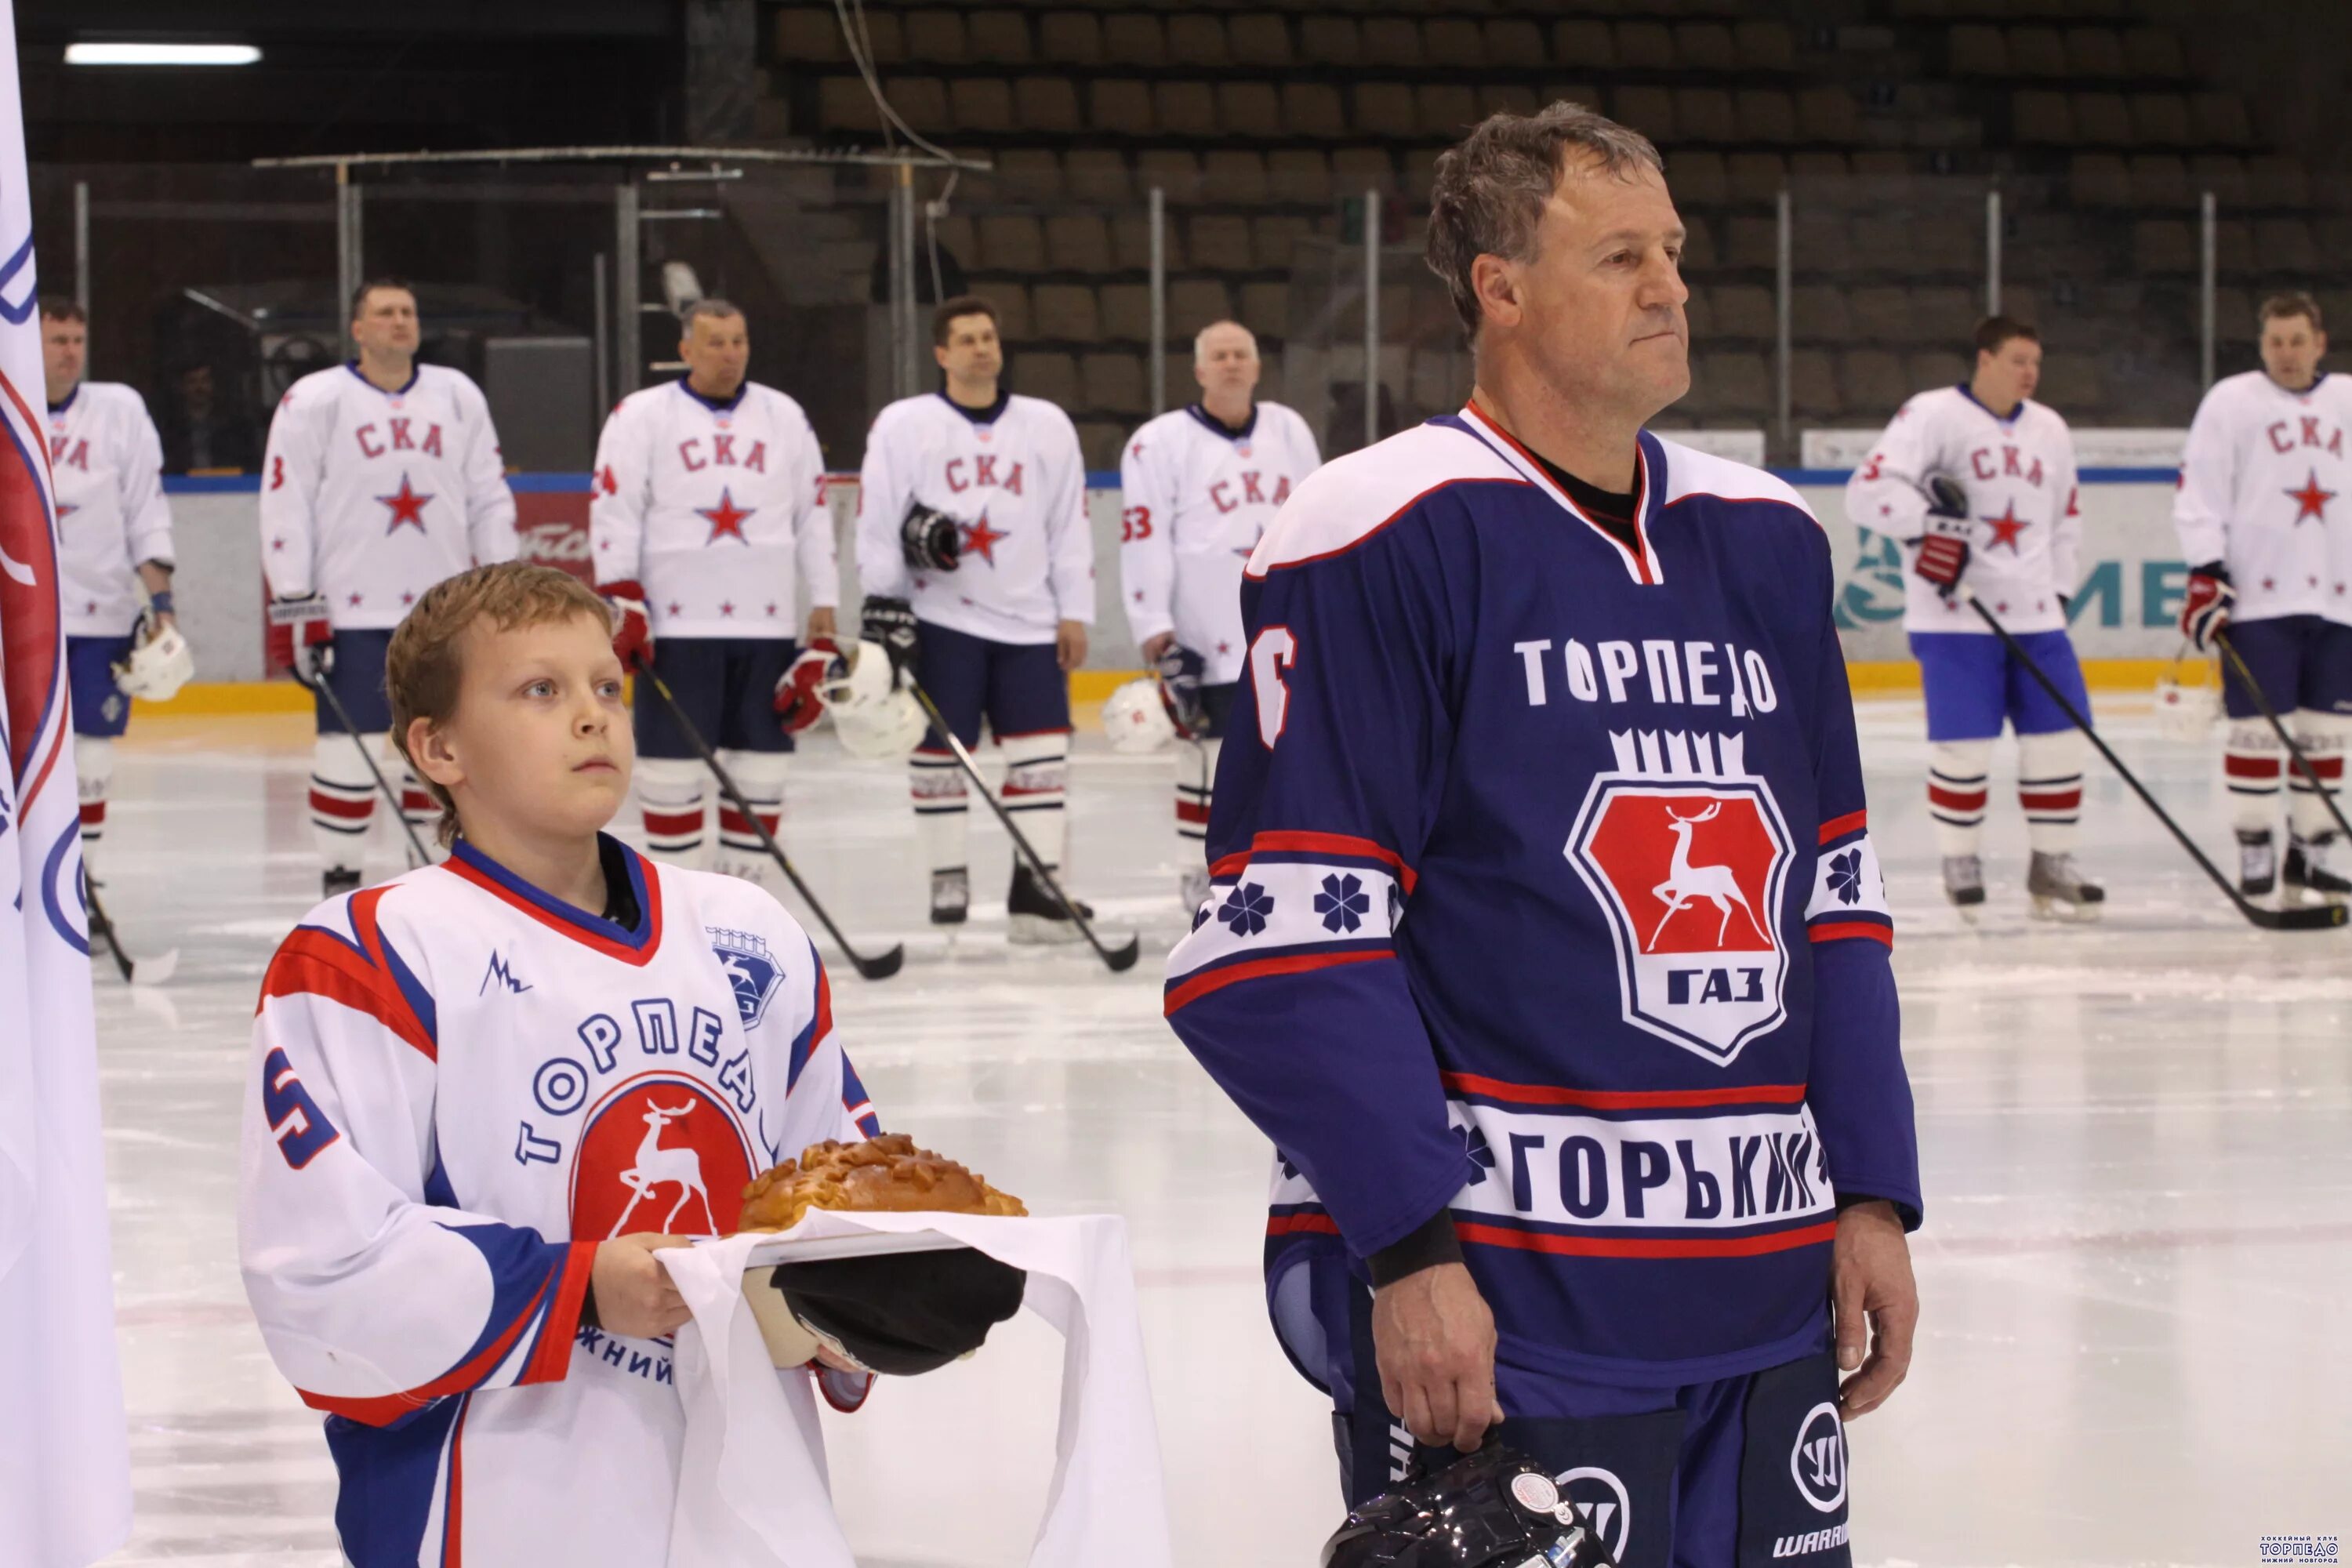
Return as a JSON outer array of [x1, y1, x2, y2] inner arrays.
[[239, 837, 880, 1566], [46, 382, 173, 637], [856, 390, 1094, 645], [259, 363, 518, 630], [1118, 401, 1320, 684], [590, 378, 837, 640], [2174, 369, 2352, 626], [1846, 386, 2082, 636]]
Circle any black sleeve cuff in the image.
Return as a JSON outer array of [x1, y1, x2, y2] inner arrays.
[[1366, 1208, 1464, 1288], [1835, 1190, 1922, 1232], [579, 1279, 601, 1331]]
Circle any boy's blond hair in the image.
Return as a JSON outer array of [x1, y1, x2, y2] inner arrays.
[[387, 562, 615, 845]]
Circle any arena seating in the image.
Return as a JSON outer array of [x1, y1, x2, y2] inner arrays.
[[760, 2, 2312, 459]]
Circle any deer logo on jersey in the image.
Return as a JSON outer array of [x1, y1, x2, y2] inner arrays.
[[569, 1075, 756, 1240], [1566, 731, 1793, 1064]]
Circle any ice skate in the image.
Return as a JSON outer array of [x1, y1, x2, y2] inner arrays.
[[2238, 830, 2278, 897], [929, 866, 970, 926], [323, 867, 363, 899], [2284, 834, 2350, 904], [1008, 861, 1091, 945], [1942, 854, 1985, 920], [2027, 851, 2105, 921]]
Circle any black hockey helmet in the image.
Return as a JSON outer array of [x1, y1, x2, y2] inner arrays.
[[1321, 1444, 1619, 1568]]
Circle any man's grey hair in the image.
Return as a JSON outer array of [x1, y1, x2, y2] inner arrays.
[[1425, 101, 1665, 343], [680, 296, 745, 331], [1192, 319, 1258, 361]]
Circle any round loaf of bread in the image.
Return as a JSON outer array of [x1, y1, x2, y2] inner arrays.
[[736, 1133, 1028, 1233]]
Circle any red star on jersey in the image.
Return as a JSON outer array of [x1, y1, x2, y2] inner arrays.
[[377, 473, 432, 532], [959, 511, 1009, 566], [1980, 501, 2029, 552], [697, 488, 755, 543], [2285, 468, 2336, 524]]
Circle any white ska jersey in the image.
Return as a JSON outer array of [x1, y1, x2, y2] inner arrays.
[[1845, 386, 2082, 636], [590, 378, 837, 640], [239, 837, 880, 1567], [46, 381, 173, 637], [2174, 369, 2352, 626], [1118, 402, 1321, 684], [856, 390, 1094, 645], [260, 364, 518, 630]]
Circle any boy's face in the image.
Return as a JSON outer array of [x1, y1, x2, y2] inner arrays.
[[412, 610, 632, 842]]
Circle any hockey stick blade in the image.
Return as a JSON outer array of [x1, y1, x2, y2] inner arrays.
[[82, 875, 182, 984], [1961, 592, 2344, 931], [904, 679, 1142, 972], [2212, 630, 2352, 843], [631, 658, 906, 981]]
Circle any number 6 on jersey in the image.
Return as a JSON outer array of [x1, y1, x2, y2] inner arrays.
[[1250, 626, 1297, 750]]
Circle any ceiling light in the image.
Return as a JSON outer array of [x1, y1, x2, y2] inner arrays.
[[65, 42, 262, 67]]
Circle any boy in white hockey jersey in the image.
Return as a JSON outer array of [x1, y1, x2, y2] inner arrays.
[[1848, 317, 2103, 916], [41, 297, 182, 909], [1118, 320, 1320, 909], [591, 299, 839, 886], [260, 279, 517, 895], [857, 295, 1097, 938], [240, 563, 879, 1566], [2173, 291, 2352, 900]]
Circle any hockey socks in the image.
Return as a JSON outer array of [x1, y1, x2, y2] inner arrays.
[[637, 757, 709, 868], [2224, 720, 2284, 836], [1926, 740, 1991, 858], [2285, 713, 2347, 844], [2017, 730, 2086, 854], [713, 750, 787, 888], [1000, 731, 1069, 874], [74, 735, 112, 882], [309, 733, 379, 877]]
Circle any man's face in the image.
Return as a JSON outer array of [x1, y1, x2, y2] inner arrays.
[[352, 288, 421, 358], [1193, 324, 1261, 403], [1975, 336, 2042, 406], [933, 313, 1003, 383], [2261, 313, 2326, 391], [180, 365, 215, 416], [1481, 156, 1690, 424], [680, 310, 750, 395], [42, 315, 85, 397], [420, 612, 633, 842]]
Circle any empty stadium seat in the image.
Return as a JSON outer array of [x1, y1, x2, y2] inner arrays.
[[2129, 154, 2190, 208], [1711, 285, 1776, 342], [1080, 352, 1148, 417], [1615, 22, 1675, 71], [775, 9, 845, 64], [1032, 283, 1102, 343], [1169, 279, 1236, 334], [1726, 151, 1786, 205], [1688, 353, 1771, 420], [2248, 156, 2312, 209], [1401, 147, 1442, 204], [2073, 93, 2131, 145], [1425, 18, 1484, 67], [2253, 219, 2321, 275], [1103, 13, 1167, 67], [1189, 215, 1255, 274], [2012, 91, 2074, 145], [1253, 215, 1312, 270], [1480, 83, 1541, 122], [1230, 14, 1292, 68], [1669, 151, 1728, 205], [1202, 151, 1269, 205], [1333, 147, 1396, 197], [930, 215, 978, 269], [2063, 25, 2125, 76], [1791, 350, 1839, 417], [1677, 23, 1737, 71], [905, 11, 967, 64], [968, 10, 1032, 65], [1793, 212, 1850, 274], [2188, 154, 2249, 207], [1545, 82, 1605, 114], [2132, 219, 2195, 274], [1848, 287, 1916, 345], [1014, 76, 1082, 133], [1798, 88, 1857, 143], [2130, 94, 2192, 147], [1682, 289, 1715, 341], [1076, 422, 1126, 470], [1839, 350, 1909, 419], [1947, 24, 2006, 75], [978, 215, 1047, 273], [2070, 153, 2130, 208], [1676, 89, 1737, 144], [1553, 20, 1614, 71], [1417, 84, 1480, 140], [1037, 13, 1102, 67], [1734, 89, 1798, 144], [818, 76, 880, 132], [1045, 213, 1113, 273], [1355, 82, 1416, 140], [1098, 283, 1149, 343], [971, 281, 1033, 343], [1722, 215, 1780, 270], [950, 78, 1014, 133], [1240, 280, 1288, 339], [1065, 147, 1128, 203], [1483, 20, 1544, 71], [992, 149, 1061, 201], [1679, 216, 1719, 272], [1299, 16, 1361, 67], [1269, 149, 1332, 205], [1168, 13, 1229, 67], [1613, 86, 1676, 143], [1218, 81, 1281, 140], [1154, 81, 1216, 139], [2034, 354, 2104, 408], [1792, 285, 1852, 342], [1904, 351, 1970, 393], [2191, 93, 2255, 147], [1013, 351, 1080, 408], [1112, 213, 1181, 271], [2122, 27, 2185, 78], [1283, 83, 1347, 139], [1136, 150, 1201, 202], [1363, 19, 1427, 69], [1089, 78, 1153, 136], [1733, 20, 1798, 71], [2008, 26, 2067, 77]]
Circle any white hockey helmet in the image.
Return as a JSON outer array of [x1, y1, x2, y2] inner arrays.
[[112, 615, 194, 702], [2153, 655, 2220, 742], [818, 640, 928, 760], [1101, 677, 1176, 754]]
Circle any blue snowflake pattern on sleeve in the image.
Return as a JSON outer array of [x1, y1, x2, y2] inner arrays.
[[1217, 882, 1276, 938], [1826, 848, 1864, 907], [1313, 873, 1370, 933], [1451, 1120, 1496, 1185]]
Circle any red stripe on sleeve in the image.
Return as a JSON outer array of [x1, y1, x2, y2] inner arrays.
[[1455, 1218, 1838, 1260], [1808, 920, 1893, 947], [1207, 830, 1418, 892], [1265, 1211, 1341, 1238], [1817, 809, 1866, 844], [518, 1241, 598, 1388], [1164, 949, 1394, 1014], [299, 1276, 553, 1427], [1439, 1073, 1807, 1110]]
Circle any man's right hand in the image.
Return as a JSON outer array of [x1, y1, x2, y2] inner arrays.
[[591, 1233, 693, 1340], [1370, 1261, 1503, 1452], [1140, 631, 1175, 665], [274, 597, 335, 684], [2180, 562, 2234, 651], [601, 579, 653, 670]]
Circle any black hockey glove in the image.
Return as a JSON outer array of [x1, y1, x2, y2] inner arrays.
[[900, 502, 961, 573], [862, 596, 920, 683]]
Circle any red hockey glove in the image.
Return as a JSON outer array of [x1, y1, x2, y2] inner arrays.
[[1912, 518, 1971, 594], [2180, 563, 2234, 652], [775, 637, 840, 734], [601, 579, 653, 669], [271, 597, 336, 684]]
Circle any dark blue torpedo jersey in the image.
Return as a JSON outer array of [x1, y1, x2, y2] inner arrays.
[[1165, 405, 1922, 1388]]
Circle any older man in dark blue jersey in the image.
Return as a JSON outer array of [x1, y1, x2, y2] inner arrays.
[[1167, 103, 1921, 1568]]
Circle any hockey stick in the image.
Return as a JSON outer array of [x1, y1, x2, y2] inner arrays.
[[631, 657, 905, 982], [2212, 629, 2352, 841], [904, 678, 1142, 972], [267, 601, 434, 865], [80, 869, 178, 986], [1962, 590, 2344, 931]]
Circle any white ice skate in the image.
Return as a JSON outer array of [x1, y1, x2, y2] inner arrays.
[[2238, 830, 2278, 898], [2285, 833, 2350, 905], [1942, 854, 1985, 922], [2027, 851, 2105, 922]]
